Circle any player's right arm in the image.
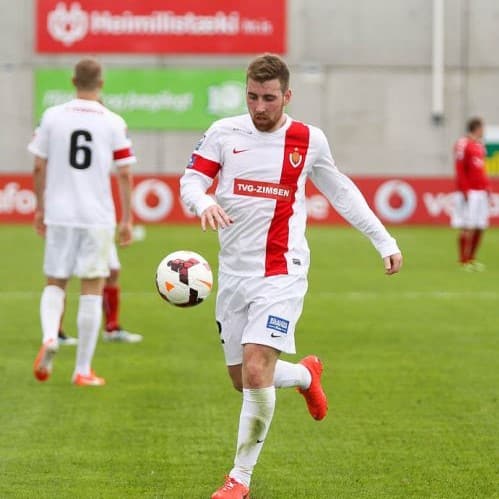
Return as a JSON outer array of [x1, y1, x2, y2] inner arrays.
[[180, 127, 233, 231], [454, 138, 469, 199], [28, 116, 51, 237]]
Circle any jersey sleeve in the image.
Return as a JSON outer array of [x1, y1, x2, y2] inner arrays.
[[180, 126, 222, 216], [111, 115, 136, 167], [309, 129, 400, 258], [27, 111, 51, 158]]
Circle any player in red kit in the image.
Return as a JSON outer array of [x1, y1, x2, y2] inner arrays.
[[451, 117, 490, 270]]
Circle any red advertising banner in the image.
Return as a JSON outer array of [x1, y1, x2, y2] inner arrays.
[[3, 174, 499, 225], [36, 0, 286, 54]]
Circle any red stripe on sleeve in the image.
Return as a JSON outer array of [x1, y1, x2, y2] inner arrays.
[[190, 153, 221, 179], [264, 121, 310, 276], [113, 148, 133, 160]]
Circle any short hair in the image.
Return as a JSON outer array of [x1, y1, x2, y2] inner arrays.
[[73, 58, 102, 91], [246, 54, 290, 93], [467, 117, 483, 133]]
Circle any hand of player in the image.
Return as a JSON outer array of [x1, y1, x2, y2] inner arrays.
[[118, 221, 133, 247], [201, 205, 233, 231], [383, 252, 403, 275], [33, 209, 46, 237]]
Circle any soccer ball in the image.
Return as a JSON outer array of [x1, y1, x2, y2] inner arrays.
[[155, 250, 213, 307]]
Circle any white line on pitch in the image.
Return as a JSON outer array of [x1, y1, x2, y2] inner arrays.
[[0, 291, 498, 299]]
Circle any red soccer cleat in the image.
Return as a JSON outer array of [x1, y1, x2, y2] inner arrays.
[[211, 476, 250, 499], [297, 355, 328, 421], [72, 370, 106, 386], [33, 339, 59, 382]]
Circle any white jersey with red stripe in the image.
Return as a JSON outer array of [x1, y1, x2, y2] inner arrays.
[[181, 113, 399, 277], [28, 98, 136, 228]]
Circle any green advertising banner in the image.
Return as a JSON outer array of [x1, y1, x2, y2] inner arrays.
[[485, 126, 499, 176], [35, 68, 247, 130]]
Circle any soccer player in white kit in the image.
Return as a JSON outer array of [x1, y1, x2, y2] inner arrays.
[[28, 58, 136, 386], [181, 54, 403, 499], [58, 242, 143, 345]]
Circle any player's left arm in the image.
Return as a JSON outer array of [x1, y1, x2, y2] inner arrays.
[[383, 253, 403, 275], [32, 155, 47, 237], [111, 116, 137, 246], [116, 164, 133, 247], [309, 130, 402, 275]]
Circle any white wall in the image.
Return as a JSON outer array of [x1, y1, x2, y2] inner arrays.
[[2, 0, 499, 175]]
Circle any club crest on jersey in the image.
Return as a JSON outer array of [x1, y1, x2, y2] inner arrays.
[[289, 147, 303, 168]]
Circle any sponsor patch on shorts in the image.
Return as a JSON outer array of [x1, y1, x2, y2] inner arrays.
[[266, 315, 289, 334]]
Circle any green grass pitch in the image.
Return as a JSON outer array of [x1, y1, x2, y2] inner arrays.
[[0, 224, 497, 498]]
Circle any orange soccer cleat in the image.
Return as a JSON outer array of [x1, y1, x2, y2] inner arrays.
[[33, 339, 59, 382], [211, 476, 250, 499], [297, 355, 328, 421], [72, 370, 106, 386]]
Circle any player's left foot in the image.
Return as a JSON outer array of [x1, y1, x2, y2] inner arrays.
[[72, 370, 106, 386], [103, 328, 143, 343], [58, 330, 78, 346], [298, 355, 328, 421], [211, 476, 250, 499]]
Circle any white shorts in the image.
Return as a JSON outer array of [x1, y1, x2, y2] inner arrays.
[[216, 272, 308, 366], [451, 190, 489, 229], [44, 225, 114, 279], [108, 241, 121, 270]]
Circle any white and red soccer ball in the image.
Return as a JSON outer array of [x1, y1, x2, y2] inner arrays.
[[155, 250, 213, 307]]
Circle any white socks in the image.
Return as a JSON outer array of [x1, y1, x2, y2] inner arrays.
[[230, 387, 276, 487], [40, 285, 65, 344], [228, 362, 312, 487], [273, 359, 311, 389], [74, 294, 103, 377]]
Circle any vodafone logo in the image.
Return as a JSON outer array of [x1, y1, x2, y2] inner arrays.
[[374, 180, 417, 223], [0, 183, 36, 214], [47, 2, 89, 46], [132, 179, 173, 222]]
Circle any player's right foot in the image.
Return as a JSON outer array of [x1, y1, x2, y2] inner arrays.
[[211, 476, 250, 499], [72, 370, 106, 386], [470, 261, 486, 272], [298, 355, 328, 421], [33, 339, 59, 382], [103, 328, 143, 343]]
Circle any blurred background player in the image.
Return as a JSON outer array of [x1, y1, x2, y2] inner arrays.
[[58, 241, 143, 345], [28, 57, 136, 385], [451, 117, 490, 271]]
